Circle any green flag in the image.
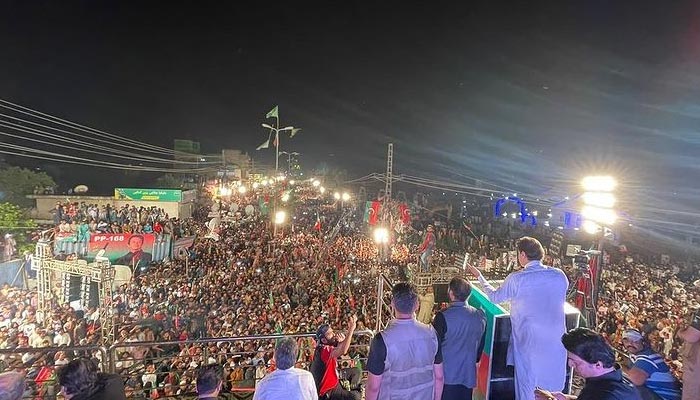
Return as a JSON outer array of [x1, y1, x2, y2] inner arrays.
[[290, 128, 301, 138], [256, 139, 270, 150], [363, 201, 372, 223], [266, 105, 278, 119]]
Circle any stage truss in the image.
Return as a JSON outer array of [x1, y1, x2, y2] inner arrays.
[[33, 240, 115, 344]]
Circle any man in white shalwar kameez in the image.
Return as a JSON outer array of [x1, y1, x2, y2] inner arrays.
[[468, 236, 568, 400]]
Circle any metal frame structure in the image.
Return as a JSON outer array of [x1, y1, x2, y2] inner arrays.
[[34, 240, 115, 344]]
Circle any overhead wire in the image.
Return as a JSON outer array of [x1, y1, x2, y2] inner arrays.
[[0, 142, 216, 173], [0, 99, 186, 157], [0, 113, 221, 165]]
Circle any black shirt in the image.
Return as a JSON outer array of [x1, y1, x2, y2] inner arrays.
[[578, 367, 640, 400], [366, 331, 443, 375]]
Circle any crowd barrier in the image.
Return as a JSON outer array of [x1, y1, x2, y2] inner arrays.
[[0, 330, 374, 399], [0, 258, 25, 287]]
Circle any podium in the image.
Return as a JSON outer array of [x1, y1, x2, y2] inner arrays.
[[467, 285, 581, 400]]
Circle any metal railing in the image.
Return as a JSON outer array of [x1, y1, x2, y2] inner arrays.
[[0, 345, 108, 399], [0, 330, 374, 399]]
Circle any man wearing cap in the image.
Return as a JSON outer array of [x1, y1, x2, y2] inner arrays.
[[310, 315, 360, 400], [676, 305, 700, 400], [417, 225, 436, 272], [621, 329, 681, 400]]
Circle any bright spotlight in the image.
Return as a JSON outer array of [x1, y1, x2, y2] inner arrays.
[[289, 180, 296, 185], [373, 227, 389, 244], [581, 176, 617, 192], [319, 186, 326, 194], [582, 220, 602, 234], [219, 187, 231, 196], [341, 192, 350, 201], [281, 193, 290, 202], [237, 185, 247, 194], [252, 182, 259, 189], [582, 192, 616, 208], [581, 206, 617, 225], [274, 210, 287, 225], [312, 180, 321, 187], [334, 192, 341, 200]]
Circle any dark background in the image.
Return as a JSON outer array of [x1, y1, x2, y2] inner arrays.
[[1, 1, 698, 233]]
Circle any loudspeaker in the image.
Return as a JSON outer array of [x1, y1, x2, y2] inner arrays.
[[432, 283, 449, 303]]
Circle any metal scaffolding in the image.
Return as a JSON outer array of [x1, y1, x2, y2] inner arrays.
[[33, 240, 115, 345]]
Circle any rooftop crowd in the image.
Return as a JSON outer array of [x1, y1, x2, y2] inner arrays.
[[0, 183, 697, 399]]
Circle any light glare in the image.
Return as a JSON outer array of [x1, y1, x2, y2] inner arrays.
[[581, 176, 617, 192]]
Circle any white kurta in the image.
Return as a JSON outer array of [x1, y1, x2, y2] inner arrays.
[[477, 260, 568, 400]]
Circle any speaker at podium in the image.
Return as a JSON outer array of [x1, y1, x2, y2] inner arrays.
[[467, 285, 580, 400]]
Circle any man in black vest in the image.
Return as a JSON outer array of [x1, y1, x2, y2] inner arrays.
[[432, 276, 486, 400]]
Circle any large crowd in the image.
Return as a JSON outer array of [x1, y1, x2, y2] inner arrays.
[[51, 201, 197, 241], [0, 183, 697, 399]]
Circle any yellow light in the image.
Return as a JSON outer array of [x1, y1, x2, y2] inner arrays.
[[581, 176, 617, 192], [582, 220, 601, 234], [274, 210, 287, 225], [333, 192, 341, 200], [278, 176, 286, 181], [312, 180, 321, 187], [289, 180, 296, 185], [581, 206, 617, 225], [319, 186, 326, 194], [373, 227, 389, 244], [219, 187, 231, 196], [281, 193, 290, 202], [252, 182, 259, 189], [237, 185, 247, 194], [582, 192, 616, 208], [262, 180, 269, 186], [341, 192, 350, 201]]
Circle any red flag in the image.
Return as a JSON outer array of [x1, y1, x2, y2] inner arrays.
[[35, 366, 53, 384], [398, 203, 411, 225], [369, 201, 381, 225], [313, 213, 321, 231]]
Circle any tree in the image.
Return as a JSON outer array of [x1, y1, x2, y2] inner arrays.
[[0, 202, 37, 254], [0, 167, 56, 208], [154, 174, 185, 189]]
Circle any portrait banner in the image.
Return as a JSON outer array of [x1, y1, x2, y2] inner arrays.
[[88, 233, 156, 267]]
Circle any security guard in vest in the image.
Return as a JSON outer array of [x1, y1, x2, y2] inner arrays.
[[366, 282, 444, 400]]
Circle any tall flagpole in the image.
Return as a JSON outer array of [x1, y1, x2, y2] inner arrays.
[[275, 111, 280, 174]]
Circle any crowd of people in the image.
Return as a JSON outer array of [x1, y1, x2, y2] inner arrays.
[[51, 201, 196, 241], [0, 182, 697, 399]]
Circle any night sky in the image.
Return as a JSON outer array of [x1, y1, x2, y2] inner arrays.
[[1, 1, 699, 238]]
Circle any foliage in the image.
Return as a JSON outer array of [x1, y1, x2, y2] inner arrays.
[[0, 166, 56, 207], [0, 202, 37, 255], [154, 174, 185, 189]]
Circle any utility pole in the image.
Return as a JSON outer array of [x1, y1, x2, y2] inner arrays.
[[383, 143, 393, 223]]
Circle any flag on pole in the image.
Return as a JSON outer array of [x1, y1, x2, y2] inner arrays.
[[266, 105, 279, 119], [313, 213, 321, 231], [363, 201, 381, 225], [290, 128, 301, 138], [256, 139, 270, 150]]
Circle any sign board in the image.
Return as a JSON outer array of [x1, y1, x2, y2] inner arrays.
[[174, 139, 200, 154], [88, 233, 156, 267], [115, 188, 182, 202]]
